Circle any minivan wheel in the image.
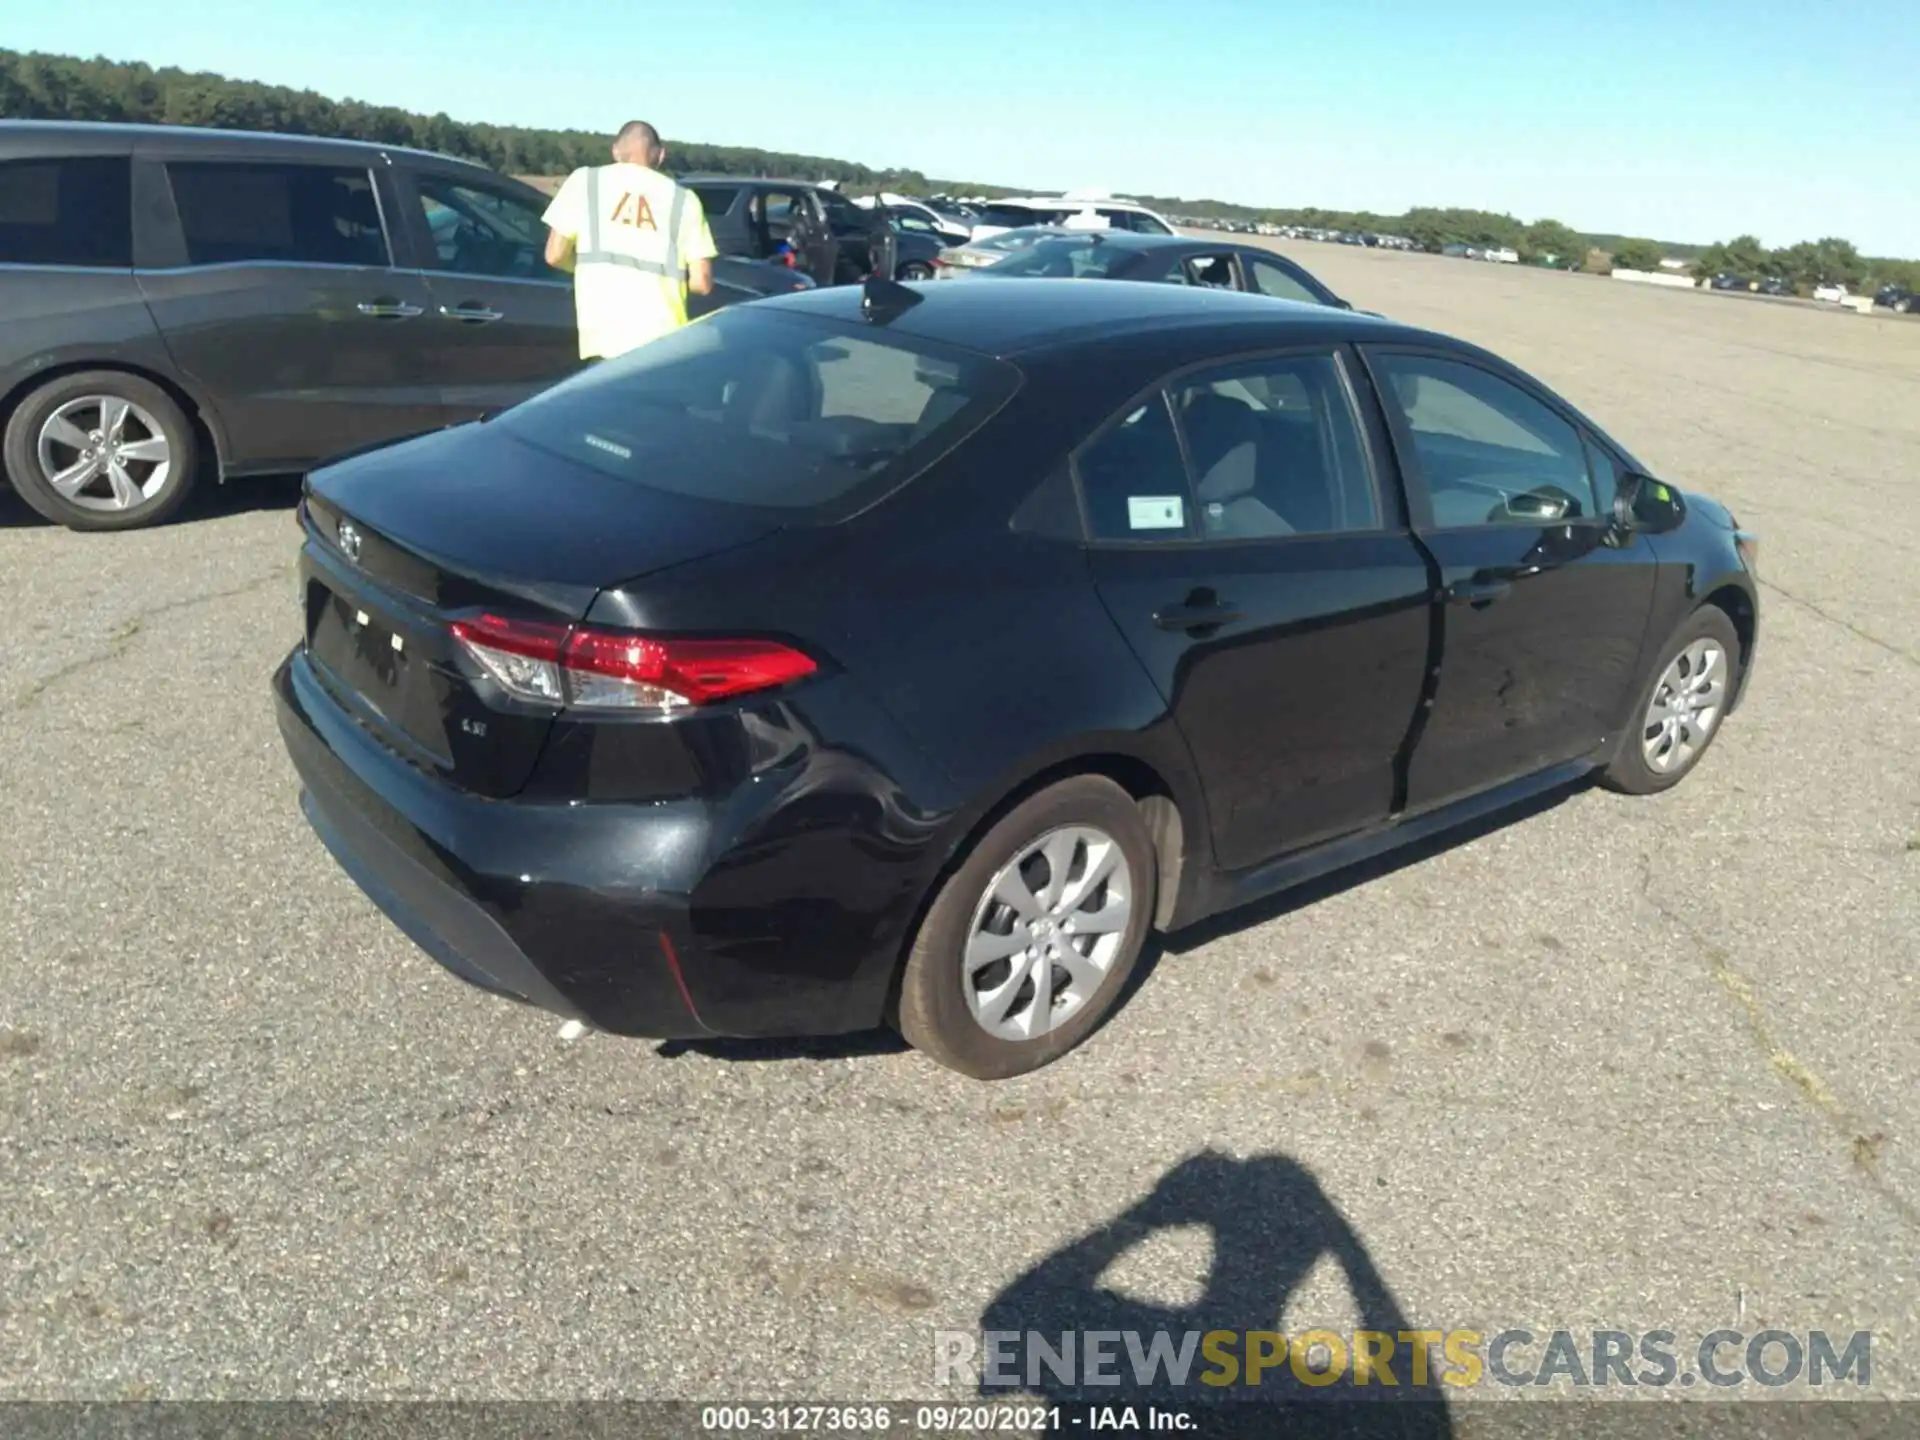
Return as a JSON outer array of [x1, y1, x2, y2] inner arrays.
[[1600, 607, 1742, 796], [896, 776, 1156, 1080], [3, 372, 199, 531], [899, 261, 934, 282]]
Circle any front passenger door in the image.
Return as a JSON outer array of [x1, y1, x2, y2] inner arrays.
[[397, 169, 581, 419], [1365, 349, 1660, 811]]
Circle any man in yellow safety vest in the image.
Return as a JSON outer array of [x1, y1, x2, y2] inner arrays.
[[541, 120, 719, 360]]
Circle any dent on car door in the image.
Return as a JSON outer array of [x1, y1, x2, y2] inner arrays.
[[1364, 347, 1660, 810], [399, 169, 582, 418], [137, 157, 443, 470], [1081, 349, 1432, 870]]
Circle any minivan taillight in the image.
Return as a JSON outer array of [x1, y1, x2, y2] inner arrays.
[[450, 614, 816, 711]]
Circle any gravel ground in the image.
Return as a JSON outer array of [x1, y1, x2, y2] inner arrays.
[[1, 247, 1916, 1413]]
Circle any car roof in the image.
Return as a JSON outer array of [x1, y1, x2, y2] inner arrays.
[[756, 276, 1409, 358], [0, 118, 484, 171]]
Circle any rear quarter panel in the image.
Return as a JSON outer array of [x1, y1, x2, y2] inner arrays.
[[0, 270, 209, 448]]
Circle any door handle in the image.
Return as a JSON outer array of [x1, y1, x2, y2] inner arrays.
[[356, 300, 424, 319], [1153, 600, 1243, 633], [439, 304, 505, 324], [1445, 578, 1513, 608]]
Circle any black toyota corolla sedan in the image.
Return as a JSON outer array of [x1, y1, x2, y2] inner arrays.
[[274, 278, 1759, 1079]]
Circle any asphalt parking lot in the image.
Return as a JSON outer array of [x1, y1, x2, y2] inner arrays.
[[2, 245, 1917, 1409]]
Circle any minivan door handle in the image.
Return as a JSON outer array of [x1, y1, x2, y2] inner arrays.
[[356, 300, 424, 319], [439, 304, 505, 324], [1153, 598, 1243, 633]]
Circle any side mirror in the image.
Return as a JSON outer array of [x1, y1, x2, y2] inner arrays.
[[1610, 472, 1642, 536], [1616, 472, 1685, 535]]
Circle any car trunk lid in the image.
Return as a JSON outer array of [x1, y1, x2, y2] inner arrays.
[[298, 423, 779, 797]]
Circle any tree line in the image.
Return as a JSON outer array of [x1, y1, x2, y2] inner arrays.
[[5, 48, 1913, 292]]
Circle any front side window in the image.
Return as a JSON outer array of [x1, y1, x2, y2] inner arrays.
[[1182, 254, 1236, 289], [0, 156, 132, 268], [1172, 354, 1380, 539], [167, 162, 389, 267], [1247, 256, 1322, 306], [494, 307, 1021, 520], [1370, 353, 1596, 528], [414, 177, 561, 281], [688, 184, 739, 218]]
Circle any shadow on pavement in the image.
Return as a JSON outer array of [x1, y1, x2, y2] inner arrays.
[[977, 1150, 1455, 1438]]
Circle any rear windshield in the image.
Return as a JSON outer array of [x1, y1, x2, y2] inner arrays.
[[986, 238, 1132, 278], [495, 307, 1021, 521]]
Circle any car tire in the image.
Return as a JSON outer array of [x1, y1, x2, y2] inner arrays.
[[3, 371, 200, 532], [896, 776, 1157, 1080], [1600, 607, 1743, 796], [899, 262, 934, 282], [1898, 298, 1913, 314]]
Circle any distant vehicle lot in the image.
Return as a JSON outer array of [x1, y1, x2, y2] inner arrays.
[[2, 234, 1918, 1402]]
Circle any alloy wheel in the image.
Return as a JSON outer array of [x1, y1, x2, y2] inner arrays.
[[1642, 637, 1729, 774], [963, 825, 1133, 1042], [35, 395, 173, 512]]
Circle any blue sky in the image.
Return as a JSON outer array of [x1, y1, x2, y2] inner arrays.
[[10, 0, 1917, 254]]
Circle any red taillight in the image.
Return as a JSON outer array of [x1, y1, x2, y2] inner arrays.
[[450, 613, 816, 712]]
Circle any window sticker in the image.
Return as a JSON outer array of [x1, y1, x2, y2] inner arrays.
[[1128, 495, 1186, 530]]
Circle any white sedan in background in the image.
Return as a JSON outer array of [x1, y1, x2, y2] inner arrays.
[[1813, 282, 1851, 303]]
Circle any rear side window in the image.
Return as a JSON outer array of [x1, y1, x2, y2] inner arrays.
[[167, 162, 390, 267], [689, 184, 739, 216], [494, 307, 1021, 520], [0, 157, 132, 268], [1078, 396, 1193, 541]]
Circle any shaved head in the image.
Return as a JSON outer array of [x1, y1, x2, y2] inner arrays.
[[612, 120, 664, 165]]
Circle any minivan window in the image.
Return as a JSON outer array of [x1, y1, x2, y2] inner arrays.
[[0, 157, 133, 268], [495, 306, 1022, 520], [167, 163, 390, 268], [414, 176, 560, 281]]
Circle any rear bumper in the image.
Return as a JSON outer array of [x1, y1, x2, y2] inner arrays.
[[275, 649, 715, 1038]]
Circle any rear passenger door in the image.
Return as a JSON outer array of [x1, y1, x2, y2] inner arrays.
[[136, 153, 443, 471], [1363, 348, 1659, 810], [392, 166, 581, 420], [1080, 348, 1433, 871]]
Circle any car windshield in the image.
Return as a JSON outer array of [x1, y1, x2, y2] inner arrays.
[[494, 307, 1022, 522], [984, 237, 1133, 278]]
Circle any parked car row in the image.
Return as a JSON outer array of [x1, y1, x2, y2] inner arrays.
[[0, 121, 819, 531]]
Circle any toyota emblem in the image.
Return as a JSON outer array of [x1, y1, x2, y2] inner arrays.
[[337, 520, 362, 564]]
